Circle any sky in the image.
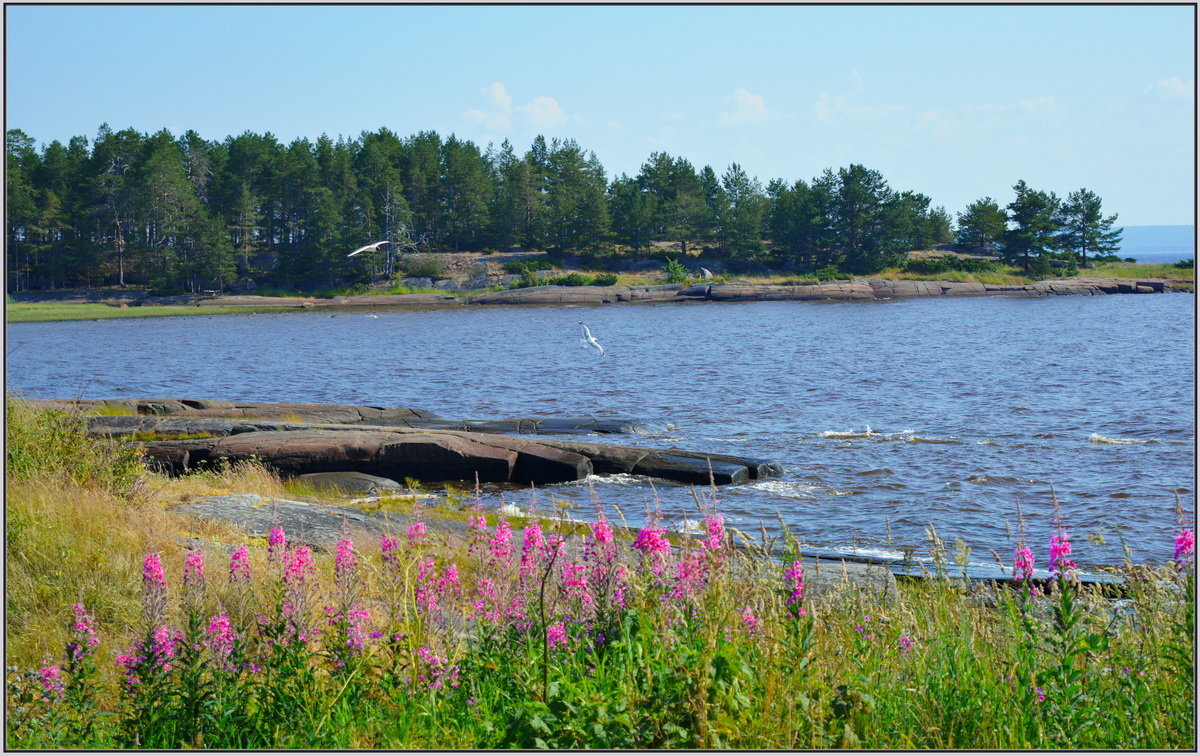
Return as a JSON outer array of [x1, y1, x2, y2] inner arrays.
[[4, 4, 1195, 226]]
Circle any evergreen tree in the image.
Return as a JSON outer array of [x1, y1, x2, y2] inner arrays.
[[1004, 180, 1060, 271], [721, 163, 765, 257], [440, 135, 493, 251], [608, 174, 654, 253], [955, 197, 1007, 252], [1055, 188, 1122, 267]]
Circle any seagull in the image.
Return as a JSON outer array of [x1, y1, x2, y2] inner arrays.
[[347, 240, 392, 258], [699, 267, 714, 279], [578, 321, 605, 357]]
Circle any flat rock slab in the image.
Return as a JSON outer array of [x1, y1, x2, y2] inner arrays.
[[143, 429, 592, 485], [297, 471, 407, 495], [536, 438, 783, 483], [173, 493, 450, 552]]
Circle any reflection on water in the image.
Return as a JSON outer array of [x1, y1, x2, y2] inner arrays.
[[6, 293, 1194, 568]]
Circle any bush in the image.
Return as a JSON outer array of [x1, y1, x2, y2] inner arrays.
[[547, 272, 592, 287], [813, 266, 843, 280], [1173, 259, 1194, 269], [591, 273, 619, 286], [904, 255, 1000, 275], [402, 254, 445, 279], [502, 258, 554, 275], [663, 258, 690, 284]]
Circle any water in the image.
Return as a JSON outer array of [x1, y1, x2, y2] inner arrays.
[[6, 294, 1195, 571]]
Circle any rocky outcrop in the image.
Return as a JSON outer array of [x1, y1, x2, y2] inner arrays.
[[466, 284, 683, 306], [143, 429, 593, 485], [77, 405, 648, 434], [76, 400, 784, 487]]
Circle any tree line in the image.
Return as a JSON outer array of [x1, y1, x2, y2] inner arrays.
[[5, 125, 1121, 293]]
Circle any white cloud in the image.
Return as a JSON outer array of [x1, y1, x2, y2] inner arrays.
[[463, 81, 513, 130], [719, 88, 774, 127], [519, 96, 568, 129], [1144, 77, 1193, 101], [811, 73, 904, 127]]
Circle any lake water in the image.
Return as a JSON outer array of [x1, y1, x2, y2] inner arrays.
[[6, 293, 1195, 574]]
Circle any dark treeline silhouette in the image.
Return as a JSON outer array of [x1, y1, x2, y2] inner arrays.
[[5, 126, 1118, 293]]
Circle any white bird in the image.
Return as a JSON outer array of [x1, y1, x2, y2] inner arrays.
[[699, 267, 714, 279], [347, 240, 392, 258], [578, 321, 605, 357]]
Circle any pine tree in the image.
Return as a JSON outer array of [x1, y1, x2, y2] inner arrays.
[[1055, 188, 1122, 267], [1004, 180, 1060, 271]]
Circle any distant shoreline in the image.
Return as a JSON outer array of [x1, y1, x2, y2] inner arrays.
[[6, 275, 1191, 323]]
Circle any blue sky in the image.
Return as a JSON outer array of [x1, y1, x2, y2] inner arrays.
[[5, 4, 1195, 225]]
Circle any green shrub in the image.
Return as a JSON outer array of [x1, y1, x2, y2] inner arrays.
[[904, 255, 1000, 275], [1173, 258, 1194, 269], [813, 266, 842, 280], [502, 258, 555, 275], [547, 272, 592, 286], [591, 273, 619, 286], [663, 258, 690, 284], [402, 254, 445, 279]]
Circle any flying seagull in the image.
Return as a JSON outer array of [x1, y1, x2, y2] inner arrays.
[[578, 321, 605, 357], [347, 240, 392, 258]]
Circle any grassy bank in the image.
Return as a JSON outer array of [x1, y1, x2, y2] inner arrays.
[[4, 395, 1195, 748], [5, 302, 295, 323]]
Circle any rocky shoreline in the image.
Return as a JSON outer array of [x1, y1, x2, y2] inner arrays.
[[9, 275, 1185, 312]]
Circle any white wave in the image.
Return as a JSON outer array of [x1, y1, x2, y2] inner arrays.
[[749, 480, 822, 500], [1089, 433, 1154, 445], [819, 427, 877, 439], [579, 473, 645, 486], [902, 435, 959, 444]]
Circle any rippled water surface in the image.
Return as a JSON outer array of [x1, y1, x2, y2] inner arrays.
[[7, 293, 1195, 570]]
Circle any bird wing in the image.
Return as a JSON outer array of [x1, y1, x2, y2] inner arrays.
[[347, 241, 390, 257]]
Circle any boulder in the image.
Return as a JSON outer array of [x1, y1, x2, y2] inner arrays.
[[297, 471, 406, 495]]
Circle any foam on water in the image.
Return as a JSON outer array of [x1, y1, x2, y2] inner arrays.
[[1089, 433, 1155, 445], [748, 480, 823, 500]]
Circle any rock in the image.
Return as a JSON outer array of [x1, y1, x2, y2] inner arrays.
[[297, 471, 406, 495], [142, 428, 592, 485]]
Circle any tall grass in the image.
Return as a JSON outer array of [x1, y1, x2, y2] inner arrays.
[[5, 395, 1195, 749]]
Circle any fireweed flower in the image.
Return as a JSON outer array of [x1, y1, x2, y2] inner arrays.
[[228, 545, 250, 586], [669, 553, 707, 602], [1049, 531, 1076, 579], [519, 523, 549, 581], [205, 614, 236, 668], [284, 545, 315, 589], [898, 635, 915, 652], [488, 521, 514, 568], [784, 560, 806, 615], [66, 603, 100, 663], [1174, 527, 1195, 569], [407, 521, 428, 549], [632, 527, 671, 574], [38, 662, 65, 700], [141, 553, 168, 627], [740, 606, 762, 637], [183, 549, 206, 612], [546, 621, 568, 651], [703, 513, 726, 553], [1013, 544, 1036, 583], [467, 514, 489, 555], [268, 527, 287, 564], [562, 562, 595, 611]]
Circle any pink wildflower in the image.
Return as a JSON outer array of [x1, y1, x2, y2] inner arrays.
[[228, 545, 250, 586], [488, 521, 514, 566], [407, 521, 428, 548], [898, 635, 915, 652], [268, 527, 286, 563], [562, 563, 595, 610], [519, 523, 548, 581], [184, 550, 205, 591], [66, 603, 99, 663], [784, 560, 806, 615], [546, 621, 568, 651], [703, 513, 726, 552], [467, 514, 489, 555], [740, 606, 762, 636], [1174, 528, 1194, 568], [284, 546, 314, 588], [205, 614, 236, 665], [38, 663, 64, 700], [632, 527, 671, 573], [669, 553, 707, 602], [141, 553, 168, 626], [1049, 531, 1076, 579], [381, 534, 400, 566], [1013, 544, 1035, 583]]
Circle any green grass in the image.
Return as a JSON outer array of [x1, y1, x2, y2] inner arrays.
[[4, 394, 1194, 749], [5, 302, 294, 323], [1083, 261, 1195, 281]]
